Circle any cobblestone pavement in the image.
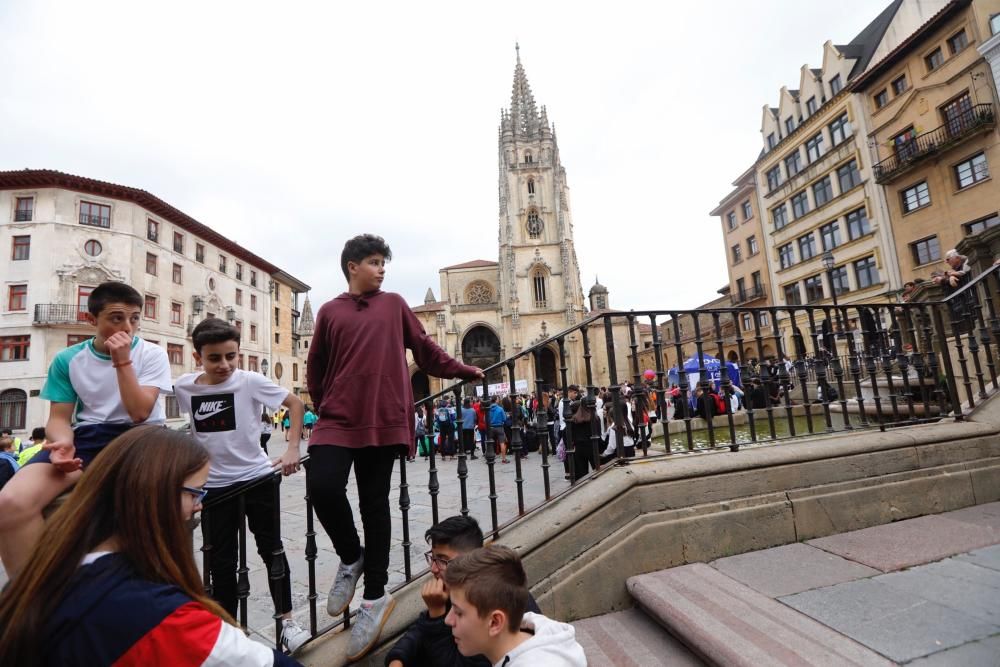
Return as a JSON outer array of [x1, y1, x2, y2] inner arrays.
[[196, 447, 571, 646]]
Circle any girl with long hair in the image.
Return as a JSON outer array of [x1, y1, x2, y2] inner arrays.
[[569, 395, 598, 479], [0, 425, 300, 666]]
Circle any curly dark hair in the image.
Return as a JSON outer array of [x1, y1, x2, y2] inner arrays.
[[340, 234, 392, 280]]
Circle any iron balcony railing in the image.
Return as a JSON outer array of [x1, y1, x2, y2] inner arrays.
[[193, 263, 1000, 654], [33, 304, 88, 324], [78, 213, 110, 228], [874, 103, 996, 184], [14, 210, 32, 222], [731, 284, 766, 305]]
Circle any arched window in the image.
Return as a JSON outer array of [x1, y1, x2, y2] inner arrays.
[[524, 152, 533, 164], [532, 270, 548, 309], [527, 178, 535, 195], [0, 388, 27, 430], [526, 210, 543, 239]]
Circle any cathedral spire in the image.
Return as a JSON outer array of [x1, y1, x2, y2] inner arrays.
[[298, 295, 315, 335], [509, 45, 540, 138]]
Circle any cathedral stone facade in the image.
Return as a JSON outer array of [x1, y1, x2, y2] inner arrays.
[[410, 50, 633, 399]]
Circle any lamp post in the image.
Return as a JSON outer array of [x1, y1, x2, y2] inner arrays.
[[821, 250, 838, 310], [261, 359, 269, 376], [192, 295, 204, 315]]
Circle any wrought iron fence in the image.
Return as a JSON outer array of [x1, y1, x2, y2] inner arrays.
[[194, 263, 1000, 654]]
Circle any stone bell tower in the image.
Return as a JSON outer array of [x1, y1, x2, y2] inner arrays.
[[497, 45, 586, 353]]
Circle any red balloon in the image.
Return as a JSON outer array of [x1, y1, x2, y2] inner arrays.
[[643, 369, 656, 380]]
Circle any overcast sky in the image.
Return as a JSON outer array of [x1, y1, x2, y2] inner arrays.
[[2, 0, 888, 312]]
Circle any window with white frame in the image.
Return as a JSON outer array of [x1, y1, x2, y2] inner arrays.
[[901, 181, 931, 213], [955, 152, 989, 189]]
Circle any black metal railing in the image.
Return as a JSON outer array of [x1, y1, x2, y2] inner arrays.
[[193, 263, 1000, 654], [78, 213, 110, 228], [731, 285, 767, 305], [14, 210, 32, 222], [874, 103, 995, 183], [33, 304, 88, 324]]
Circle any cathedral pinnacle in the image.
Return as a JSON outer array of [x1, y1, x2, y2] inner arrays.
[[509, 45, 540, 138], [298, 295, 315, 335]]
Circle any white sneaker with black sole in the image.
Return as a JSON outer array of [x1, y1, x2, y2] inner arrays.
[[281, 618, 310, 654]]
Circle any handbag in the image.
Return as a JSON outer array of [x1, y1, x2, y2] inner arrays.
[[556, 438, 566, 462]]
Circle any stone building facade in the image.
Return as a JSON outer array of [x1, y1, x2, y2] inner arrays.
[[0, 170, 308, 433], [853, 0, 1000, 284], [410, 50, 635, 398]]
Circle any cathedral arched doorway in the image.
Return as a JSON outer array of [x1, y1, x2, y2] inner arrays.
[[538, 347, 558, 390], [462, 326, 503, 383], [410, 371, 430, 402]]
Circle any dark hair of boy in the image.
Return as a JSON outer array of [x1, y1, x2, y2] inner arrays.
[[191, 318, 241, 354], [424, 515, 484, 552], [87, 282, 143, 316], [443, 544, 528, 633], [31, 427, 46, 441], [340, 233, 392, 281], [0, 429, 10, 436]]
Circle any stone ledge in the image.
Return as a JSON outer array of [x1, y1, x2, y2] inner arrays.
[[297, 412, 1000, 665], [626, 563, 893, 667]]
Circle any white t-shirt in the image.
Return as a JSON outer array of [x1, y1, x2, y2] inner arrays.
[[173, 369, 289, 488], [41, 337, 172, 425]]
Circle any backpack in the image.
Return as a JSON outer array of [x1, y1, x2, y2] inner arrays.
[[712, 392, 727, 416]]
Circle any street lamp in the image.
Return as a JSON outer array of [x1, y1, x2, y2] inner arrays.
[[226, 307, 236, 323], [261, 359, 269, 376], [192, 295, 204, 315], [822, 250, 845, 357]]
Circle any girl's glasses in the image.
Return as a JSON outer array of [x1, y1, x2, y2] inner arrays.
[[182, 486, 208, 504]]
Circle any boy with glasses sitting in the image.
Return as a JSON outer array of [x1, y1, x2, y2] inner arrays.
[[386, 516, 539, 666]]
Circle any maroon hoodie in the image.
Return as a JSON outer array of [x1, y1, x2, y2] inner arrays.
[[306, 290, 479, 450]]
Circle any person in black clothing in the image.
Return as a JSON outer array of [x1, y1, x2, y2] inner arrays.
[[385, 516, 540, 667], [569, 395, 598, 480], [748, 379, 769, 410]]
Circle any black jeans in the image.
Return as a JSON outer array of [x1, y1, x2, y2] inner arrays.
[[306, 444, 400, 600], [201, 475, 292, 618], [461, 428, 476, 456]]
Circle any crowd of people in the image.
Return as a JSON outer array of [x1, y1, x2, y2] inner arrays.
[[0, 234, 590, 666]]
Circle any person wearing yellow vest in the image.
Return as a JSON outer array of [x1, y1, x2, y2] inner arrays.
[[17, 428, 46, 467]]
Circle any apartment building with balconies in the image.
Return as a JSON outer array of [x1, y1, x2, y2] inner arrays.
[[0, 169, 308, 433], [853, 0, 1000, 283], [711, 167, 770, 322]]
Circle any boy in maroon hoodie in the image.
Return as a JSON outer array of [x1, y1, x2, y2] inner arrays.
[[306, 234, 483, 661]]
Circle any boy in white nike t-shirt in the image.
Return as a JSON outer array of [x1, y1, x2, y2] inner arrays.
[[0, 282, 172, 578], [173, 318, 309, 653]]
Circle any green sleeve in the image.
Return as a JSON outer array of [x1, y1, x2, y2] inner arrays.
[[40, 346, 79, 404]]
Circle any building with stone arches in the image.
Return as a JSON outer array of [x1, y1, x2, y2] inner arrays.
[[409, 49, 636, 399]]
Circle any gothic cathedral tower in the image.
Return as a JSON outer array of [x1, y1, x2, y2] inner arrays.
[[497, 46, 586, 354]]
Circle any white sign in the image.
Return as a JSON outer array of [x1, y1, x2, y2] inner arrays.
[[475, 379, 530, 397]]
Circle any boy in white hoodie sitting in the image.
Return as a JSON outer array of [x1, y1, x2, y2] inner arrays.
[[444, 545, 587, 667]]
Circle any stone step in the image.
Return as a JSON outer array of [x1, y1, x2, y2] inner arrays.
[[573, 607, 706, 667], [626, 563, 895, 667]]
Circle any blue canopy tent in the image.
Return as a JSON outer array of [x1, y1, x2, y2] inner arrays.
[[667, 353, 742, 390]]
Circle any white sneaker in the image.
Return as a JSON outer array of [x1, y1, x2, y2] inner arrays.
[[281, 618, 310, 653], [346, 593, 397, 662], [327, 549, 364, 616]]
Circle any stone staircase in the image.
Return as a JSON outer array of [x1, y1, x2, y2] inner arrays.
[[573, 503, 1000, 666]]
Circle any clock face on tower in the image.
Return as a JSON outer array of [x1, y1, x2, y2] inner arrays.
[[526, 211, 543, 238]]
